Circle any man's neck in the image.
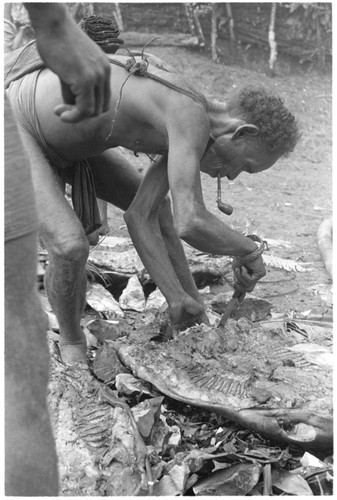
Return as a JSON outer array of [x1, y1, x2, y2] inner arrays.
[[207, 100, 240, 138]]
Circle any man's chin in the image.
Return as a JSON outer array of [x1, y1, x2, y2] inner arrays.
[[227, 172, 240, 181]]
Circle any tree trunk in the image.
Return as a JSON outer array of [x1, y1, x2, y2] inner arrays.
[[226, 3, 236, 53], [113, 3, 124, 31], [184, 4, 196, 35], [191, 6, 205, 47], [268, 3, 277, 75], [211, 4, 218, 62]]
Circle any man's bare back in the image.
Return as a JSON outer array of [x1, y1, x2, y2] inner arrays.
[[35, 54, 208, 161]]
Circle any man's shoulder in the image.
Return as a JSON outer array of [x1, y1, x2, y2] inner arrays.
[[108, 52, 207, 110]]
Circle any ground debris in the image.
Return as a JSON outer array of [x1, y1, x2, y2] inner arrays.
[[92, 342, 130, 383], [119, 275, 146, 311], [262, 254, 314, 272], [47, 317, 331, 496], [86, 282, 124, 318], [42, 237, 333, 495], [211, 293, 272, 321], [193, 461, 262, 495], [47, 359, 148, 495]]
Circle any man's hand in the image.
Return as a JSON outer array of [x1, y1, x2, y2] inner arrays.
[[232, 254, 266, 294], [169, 296, 207, 334], [150, 296, 206, 343], [25, 3, 111, 123]]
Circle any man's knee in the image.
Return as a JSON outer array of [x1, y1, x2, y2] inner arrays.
[[46, 230, 89, 267]]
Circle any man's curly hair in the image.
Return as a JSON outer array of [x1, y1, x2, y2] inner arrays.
[[227, 86, 301, 156], [79, 15, 124, 54]]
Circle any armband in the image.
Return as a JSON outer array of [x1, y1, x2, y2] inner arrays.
[[239, 234, 266, 264]]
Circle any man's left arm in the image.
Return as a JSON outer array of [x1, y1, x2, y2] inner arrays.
[[157, 196, 204, 307], [124, 156, 205, 330]]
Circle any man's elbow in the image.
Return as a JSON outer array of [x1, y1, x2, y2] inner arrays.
[[173, 198, 207, 238], [124, 206, 139, 227], [174, 214, 197, 241]]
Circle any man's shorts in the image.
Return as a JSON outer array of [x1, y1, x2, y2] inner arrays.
[[4, 96, 39, 242]]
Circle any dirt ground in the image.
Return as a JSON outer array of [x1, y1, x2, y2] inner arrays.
[[106, 45, 333, 317]]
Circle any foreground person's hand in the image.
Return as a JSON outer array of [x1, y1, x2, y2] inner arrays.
[[26, 3, 111, 123]]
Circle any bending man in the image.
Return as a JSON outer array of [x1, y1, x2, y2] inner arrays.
[[6, 44, 300, 365]]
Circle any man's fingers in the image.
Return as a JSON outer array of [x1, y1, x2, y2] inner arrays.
[[57, 67, 110, 122], [233, 288, 246, 302], [234, 267, 256, 291], [54, 103, 72, 117], [235, 267, 251, 285], [60, 81, 75, 105], [54, 87, 97, 123], [74, 85, 96, 120], [53, 104, 81, 123]]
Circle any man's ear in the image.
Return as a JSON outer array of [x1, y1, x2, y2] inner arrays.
[[231, 124, 259, 140]]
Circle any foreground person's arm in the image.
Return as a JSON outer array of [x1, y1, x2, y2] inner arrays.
[[25, 3, 111, 122]]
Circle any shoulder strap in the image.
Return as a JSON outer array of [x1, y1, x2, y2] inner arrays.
[[108, 57, 208, 109]]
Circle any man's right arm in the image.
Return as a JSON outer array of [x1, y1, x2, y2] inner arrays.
[[24, 3, 111, 123], [166, 112, 266, 294]]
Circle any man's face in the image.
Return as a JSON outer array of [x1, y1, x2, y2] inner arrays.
[[200, 133, 281, 180]]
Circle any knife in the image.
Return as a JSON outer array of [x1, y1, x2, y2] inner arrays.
[[218, 288, 246, 327]]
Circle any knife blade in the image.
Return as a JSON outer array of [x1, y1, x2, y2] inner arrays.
[[218, 289, 245, 327]]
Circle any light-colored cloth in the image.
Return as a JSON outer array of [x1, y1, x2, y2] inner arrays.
[[5, 41, 44, 89], [4, 17, 34, 53], [4, 19, 17, 52]]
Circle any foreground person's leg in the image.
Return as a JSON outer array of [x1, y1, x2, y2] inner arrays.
[[5, 234, 59, 495], [5, 97, 58, 495]]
